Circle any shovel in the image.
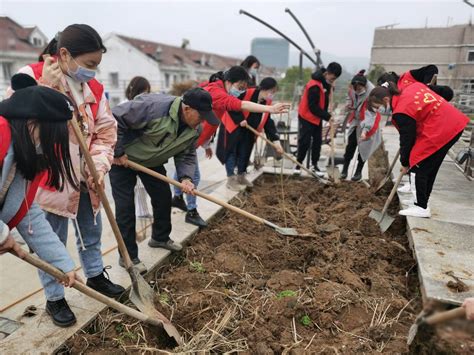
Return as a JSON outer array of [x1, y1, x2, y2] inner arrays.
[[10, 250, 182, 345], [407, 307, 465, 345], [369, 170, 404, 233], [375, 149, 400, 193], [327, 119, 340, 183], [50, 69, 179, 341], [245, 125, 331, 185], [127, 161, 299, 236]]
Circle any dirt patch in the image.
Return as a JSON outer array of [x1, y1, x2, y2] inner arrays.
[[60, 174, 472, 353]]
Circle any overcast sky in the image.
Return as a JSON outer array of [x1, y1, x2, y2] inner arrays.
[[1, 0, 472, 62]]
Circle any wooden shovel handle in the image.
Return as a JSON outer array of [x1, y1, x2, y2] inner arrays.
[[387, 149, 401, 176], [11, 251, 161, 326], [246, 125, 321, 180], [380, 170, 405, 216], [126, 161, 266, 226], [425, 307, 465, 325]]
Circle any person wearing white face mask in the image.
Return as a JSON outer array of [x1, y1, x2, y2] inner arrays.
[[8, 24, 124, 327], [340, 70, 379, 181], [241, 55, 260, 87], [216, 77, 284, 187]]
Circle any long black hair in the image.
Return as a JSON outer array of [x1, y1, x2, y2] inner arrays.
[[39, 24, 106, 61], [125, 76, 151, 100], [8, 119, 79, 191], [240, 55, 260, 70], [209, 66, 249, 83]]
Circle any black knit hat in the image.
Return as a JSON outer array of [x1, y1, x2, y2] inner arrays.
[[0, 74, 74, 122], [351, 70, 367, 87]]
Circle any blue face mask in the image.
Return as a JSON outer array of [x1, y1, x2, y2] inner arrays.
[[67, 57, 96, 83], [229, 87, 245, 97], [249, 68, 258, 77]]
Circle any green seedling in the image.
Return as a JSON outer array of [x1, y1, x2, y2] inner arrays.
[[300, 315, 312, 326], [158, 293, 170, 305], [276, 290, 297, 299], [189, 261, 206, 273]]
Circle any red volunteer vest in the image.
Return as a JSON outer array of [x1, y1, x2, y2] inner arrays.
[[392, 82, 469, 167], [298, 79, 326, 126], [0, 116, 44, 229]]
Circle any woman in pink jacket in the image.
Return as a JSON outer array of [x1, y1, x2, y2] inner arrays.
[[11, 24, 124, 327]]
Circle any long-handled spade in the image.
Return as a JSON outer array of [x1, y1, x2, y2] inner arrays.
[[369, 170, 405, 233], [127, 161, 299, 236], [327, 119, 340, 183], [245, 125, 331, 185], [52, 72, 181, 342], [407, 307, 466, 345], [10, 251, 182, 344], [375, 149, 400, 193]]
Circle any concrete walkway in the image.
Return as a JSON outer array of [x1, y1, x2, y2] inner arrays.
[[382, 125, 474, 306]]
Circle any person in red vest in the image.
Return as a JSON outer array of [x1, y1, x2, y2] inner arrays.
[[9, 24, 124, 326], [295, 62, 342, 177], [216, 77, 284, 187], [341, 70, 380, 181], [0, 76, 81, 324], [368, 82, 469, 218], [195, 66, 289, 191]]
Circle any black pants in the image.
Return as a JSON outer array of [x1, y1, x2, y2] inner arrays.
[[343, 129, 364, 171], [412, 131, 462, 209], [109, 164, 171, 259], [297, 117, 322, 168]]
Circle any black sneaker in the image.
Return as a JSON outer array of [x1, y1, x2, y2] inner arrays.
[[171, 195, 187, 212], [351, 172, 362, 181], [185, 209, 208, 228], [148, 238, 183, 251], [46, 298, 76, 327], [86, 267, 126, 298]]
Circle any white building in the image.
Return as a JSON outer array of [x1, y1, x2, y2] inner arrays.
[[99, 33, 242, 106], [0, 17, 48, 98]]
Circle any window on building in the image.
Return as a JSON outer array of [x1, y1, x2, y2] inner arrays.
[[2, 62, 13, 80], [110, 72, 119, 88], [468, 51, 474, 62], [462, 79, 474, 94], [32, 37, 42, 47], [165, 73, 170, 88]]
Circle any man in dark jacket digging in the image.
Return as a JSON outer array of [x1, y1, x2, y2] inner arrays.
[[110, 88, 219, 273]]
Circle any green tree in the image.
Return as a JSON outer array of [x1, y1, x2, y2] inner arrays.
[[278, 66, 313, 100], [367, 64, 386, 84]]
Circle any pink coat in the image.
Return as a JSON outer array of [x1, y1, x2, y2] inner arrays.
[[11, 65, 117, 218]]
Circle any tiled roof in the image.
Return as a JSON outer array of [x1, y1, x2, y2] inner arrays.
[[0, 16, 41, 54], [118, 34, 241, 71]]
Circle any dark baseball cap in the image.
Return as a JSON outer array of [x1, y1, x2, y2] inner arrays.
[[182, 87, 219, 126]]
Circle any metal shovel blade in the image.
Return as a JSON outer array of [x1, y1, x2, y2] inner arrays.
[[264, 220, 299, 236], [128, 267, 183, 345], [327, 166, 340, 184], [369, 209, 395, 233]]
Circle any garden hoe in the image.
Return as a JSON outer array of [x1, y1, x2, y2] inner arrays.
[[48, 59, 181, 343], [128, 161, 299, 236], [11, 251, 182, 345], [369, 170, 404, 233], [327, 119, 340, 183], [375, 149, 400, 193], [407, 307, 466, 345], [246, 125, 331, 185]]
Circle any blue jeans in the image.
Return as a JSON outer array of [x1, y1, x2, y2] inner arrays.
[[174, 163, 200, 210], [38, 192, 104, 301]]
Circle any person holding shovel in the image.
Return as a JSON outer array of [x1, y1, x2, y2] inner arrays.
[[368, 82, 469, 218], [9, 24, 126, 326], [340, 70, 380, 181], [215, 77, 284, 186], [1, 76, 81, 327], [196, 66, 289, 191], [294, 62, 342, 177], [110, 87, 220, 270]]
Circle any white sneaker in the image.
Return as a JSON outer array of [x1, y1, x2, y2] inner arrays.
[[399, 205, 431, 218], [293, 167, 301, 176], [226, 176, 245, 191], [398, 183, 412, 193], [401, 198, 416, 205], [311, 166, 325, 177]]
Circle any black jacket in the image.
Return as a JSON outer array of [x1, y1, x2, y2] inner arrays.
[[392, 113, 416, 167]]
